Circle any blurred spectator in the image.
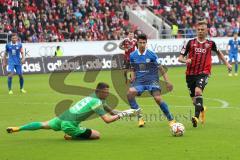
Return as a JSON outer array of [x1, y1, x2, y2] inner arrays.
[[217, 24, 226, 37], [54, 46, 63, 57], [171, 23, 178, 38], [186, 26, 195, 38]]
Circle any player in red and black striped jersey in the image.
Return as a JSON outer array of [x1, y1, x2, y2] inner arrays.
[[119, 31, 137, 83], [178, 19, 232, 127]]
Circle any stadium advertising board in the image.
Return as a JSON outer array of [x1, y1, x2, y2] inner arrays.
[[0, 53, 234, 76], [0, 57, 44, 76], [156, 52, 231, 66], [43, 56, 83, 73], [81, 54, 123, 71], [22, 57, 45, 74], [0, 38, 231, 57]]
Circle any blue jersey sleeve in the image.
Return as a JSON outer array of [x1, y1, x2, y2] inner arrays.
[[151, 50, 161, 65], [5, 44, 9, 54], [129, 52, 135, 63], [228, 40, 231, 45], [19, 43, 22, 50]]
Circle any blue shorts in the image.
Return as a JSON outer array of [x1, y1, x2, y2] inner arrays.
[[229, 54, 238, 62], [7, 64, 23, 75], [132, 84, 161, 96]]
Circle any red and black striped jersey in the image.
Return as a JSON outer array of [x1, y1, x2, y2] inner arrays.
[[120, 38, 137, 61], [180, 38, 220, 75]]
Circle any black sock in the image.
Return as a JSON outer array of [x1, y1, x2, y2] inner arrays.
[[194, 96, 203, 118]]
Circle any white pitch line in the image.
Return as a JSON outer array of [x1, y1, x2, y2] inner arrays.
[[204, 97, 229, 108], [168, 95, 229, 108]]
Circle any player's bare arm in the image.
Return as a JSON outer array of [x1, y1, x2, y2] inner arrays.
[[100, 114, 120, 123], [217, 50, 232, 71], [129, 69, 135, 82], [159, 65, 173, 92], [2, 51, 7, 68], [178, 40, 191, 64], [178, 54, 192, 64], [226, 44, 230, 55], [100, 109, 136, 123], [20, 48, 25, 64], [103, 105, 122, 115]]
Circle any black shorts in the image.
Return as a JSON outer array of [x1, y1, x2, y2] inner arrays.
[[186, 74, 209, 97], [76, 128, 92, 139], [123, 60, 130, 69]]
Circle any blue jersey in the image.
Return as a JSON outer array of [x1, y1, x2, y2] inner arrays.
[[228, 39, 240, 55], [5, 42, 23, 65], [130, 49, 160, 85]]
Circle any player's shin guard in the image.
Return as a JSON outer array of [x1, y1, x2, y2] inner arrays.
[[235, 63, 238, 73], [159, 102, 173, 121], [127, 97, 139, 109], [194, 96, 203, 118], [19, 76, 24, 89], [19, 122, 43, 131], [127, 97, 142, 119], [8, 77, 12, 90]]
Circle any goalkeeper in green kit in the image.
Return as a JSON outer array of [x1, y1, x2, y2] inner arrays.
[[6, 82, 137, 140]]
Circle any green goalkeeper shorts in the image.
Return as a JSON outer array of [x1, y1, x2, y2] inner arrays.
[[48, 117, 87, 137], [48, 117, 62, 131]]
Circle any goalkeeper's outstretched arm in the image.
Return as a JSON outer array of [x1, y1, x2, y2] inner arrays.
[[103, 105, 122, 115], [100, 109, 137, 123], [100, 114, 120, 124]]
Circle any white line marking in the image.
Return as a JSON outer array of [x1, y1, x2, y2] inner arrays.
[[168, 95, 229, 108], [204, 97, 229, 108]]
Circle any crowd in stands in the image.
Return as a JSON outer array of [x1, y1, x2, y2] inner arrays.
[[151, 0, 240, 38], [1, 0, 239, 41], [0, 0, 137, 42]]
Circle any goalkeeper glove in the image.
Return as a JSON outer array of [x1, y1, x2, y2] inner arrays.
[[117, 111, 129, 118], [117, 109, 140, 118]]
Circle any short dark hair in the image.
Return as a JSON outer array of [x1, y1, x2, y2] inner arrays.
[[96, 82, 109, 92], [11, 33, 18, 38], [137, 33, 147, 41], [233, 32, 238, 35], [128, 30, 134, 34], [197, 17, 207, 25]]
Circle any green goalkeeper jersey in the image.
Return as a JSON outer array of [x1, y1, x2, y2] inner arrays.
[[58, 93, 107, 123]]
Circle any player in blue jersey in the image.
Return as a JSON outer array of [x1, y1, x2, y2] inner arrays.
[[127, 33, 175, 127], [227, 32, 240, 76], [2, 33, 26, 94]]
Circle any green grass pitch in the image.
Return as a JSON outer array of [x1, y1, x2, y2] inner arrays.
[[0, 65, 239, 160]]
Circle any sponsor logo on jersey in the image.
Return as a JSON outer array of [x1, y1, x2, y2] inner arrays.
[[204, 43, 210, 48], [195, 48, 206, 53]]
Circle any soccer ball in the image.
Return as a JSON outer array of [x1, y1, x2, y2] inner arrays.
[[171, 122, 185, 137]]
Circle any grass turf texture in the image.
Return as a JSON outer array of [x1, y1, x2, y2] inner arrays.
[[0, 65, 239, 160]]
